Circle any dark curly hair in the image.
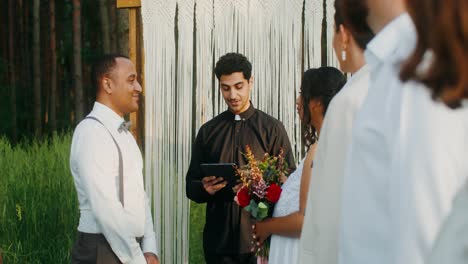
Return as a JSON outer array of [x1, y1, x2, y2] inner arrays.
[[301, 67, 346, 148], [214, 53, 252, 80]]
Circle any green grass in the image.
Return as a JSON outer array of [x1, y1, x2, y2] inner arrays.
[[0, 133, 78, 263], [0, 133, 205, 263], [189, 201, 206, 264]]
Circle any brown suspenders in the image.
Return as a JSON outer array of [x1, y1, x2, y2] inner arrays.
[[85, 116, 124, 206]]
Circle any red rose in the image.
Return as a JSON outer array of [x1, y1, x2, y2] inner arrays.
[[236, 187, 251, 208], [265, 183, 282, 203]]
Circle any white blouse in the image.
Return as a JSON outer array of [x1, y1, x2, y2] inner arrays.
[[340, 13, 467, 264]]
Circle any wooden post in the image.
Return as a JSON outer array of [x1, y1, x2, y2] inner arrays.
[[116, 0, 141, 8], [116, 0, 144, 146]]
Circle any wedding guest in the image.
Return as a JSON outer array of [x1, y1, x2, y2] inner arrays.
[[399, 0, 468, 263], [70, 54, 159, 264], [185, 52, 296, 264], [339, 0, 466, 263], [253, 67, 346, 264], [298, 0, 373, 263]]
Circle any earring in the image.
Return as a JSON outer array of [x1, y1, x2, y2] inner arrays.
[[341, 50, 347, 61]]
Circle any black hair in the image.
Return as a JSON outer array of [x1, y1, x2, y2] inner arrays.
[[214, 53, 252, 80], [334, 0, 374, 50], [301, 67, 346, 148], [91, 54, 129, 93]]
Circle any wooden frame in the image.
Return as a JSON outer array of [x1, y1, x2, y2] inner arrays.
[[116, 0, 144, 146], [116, 0, 141, 8]]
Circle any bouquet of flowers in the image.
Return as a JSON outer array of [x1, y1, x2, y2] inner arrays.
[[234, 145, 290, 261]]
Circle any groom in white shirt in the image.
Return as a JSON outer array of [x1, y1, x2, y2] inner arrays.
[[339, 1, 466, 264], [70, 54, 160, 264]]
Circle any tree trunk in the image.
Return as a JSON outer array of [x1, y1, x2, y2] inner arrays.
[[73, 0, 84, 123], [23, 0, 33, 134], [17, 0, 24, 134], [108, 0, 117, 53], [55, 0, 65, 128], [73, 0, 84, 124], [8, 0, 17, 141], [99, 0, 110, 52], [49, 0, 57, 131], [1, 3, 8, 85], [41, 0, 51, 132], [117, 9, 129, 56], [33, 0, 41, 136]]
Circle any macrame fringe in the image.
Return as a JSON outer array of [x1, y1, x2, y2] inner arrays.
[[141, 1, 335, 263]]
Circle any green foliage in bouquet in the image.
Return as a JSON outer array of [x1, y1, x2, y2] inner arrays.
[[244, 200, 269, 220], [257, 149, 290, 185]]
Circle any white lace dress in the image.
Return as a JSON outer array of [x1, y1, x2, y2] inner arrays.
[[268, 158, 305, 264]]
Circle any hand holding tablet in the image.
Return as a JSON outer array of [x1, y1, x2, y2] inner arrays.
[[200, 163, 238, 194]]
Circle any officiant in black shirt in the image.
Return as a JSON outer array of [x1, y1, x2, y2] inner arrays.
[[186, 53, 296, 264]]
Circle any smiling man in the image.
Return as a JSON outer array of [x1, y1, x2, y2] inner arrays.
[[70, 54, 159, 264], [186, 52, 296, 264]]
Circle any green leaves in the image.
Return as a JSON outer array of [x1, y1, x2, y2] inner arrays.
[[257, 149, 290, 185], [244, 200, 268, 220]]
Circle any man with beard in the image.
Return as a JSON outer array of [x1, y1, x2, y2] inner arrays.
[[186, 52, 296, 264]]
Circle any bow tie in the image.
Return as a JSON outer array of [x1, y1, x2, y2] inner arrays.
[[118, 121, 132, 133]]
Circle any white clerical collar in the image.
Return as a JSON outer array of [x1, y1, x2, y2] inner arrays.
[[234, 114, 241, 121], [90, 102, 125, 131]]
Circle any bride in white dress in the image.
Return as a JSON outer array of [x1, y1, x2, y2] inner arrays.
[[253, 67, 346, 264]]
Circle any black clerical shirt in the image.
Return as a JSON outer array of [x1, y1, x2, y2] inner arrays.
[[186, 104, 296, 256]]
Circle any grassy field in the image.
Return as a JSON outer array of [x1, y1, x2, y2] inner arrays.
[[189, 201, 206, 264], [0, 133, 205, 263]]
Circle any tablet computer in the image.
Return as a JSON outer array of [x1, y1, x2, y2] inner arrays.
[[200, 163, 238, 187]]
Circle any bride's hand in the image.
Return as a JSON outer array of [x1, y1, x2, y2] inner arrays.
[[252, 221, 271, 244]]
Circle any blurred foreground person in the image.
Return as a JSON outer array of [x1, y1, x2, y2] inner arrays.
[[339, 0, 466, 263], [298, 0, 373, 263], [399, 0, 468, 263]]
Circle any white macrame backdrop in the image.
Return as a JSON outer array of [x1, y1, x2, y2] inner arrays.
[[326, 0, 339, 67], [141, 0, 178, 262], [141, 0, 337, 263]]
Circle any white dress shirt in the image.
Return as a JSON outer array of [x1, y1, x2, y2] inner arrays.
[[70, 102, 157, 264], [339, 13, 467, 264], [298, 65, 370, 264], [394, 82, 467, 263], [427, 105, 468, 264], [429, 181, 468, 264]]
